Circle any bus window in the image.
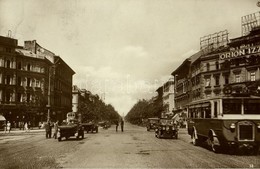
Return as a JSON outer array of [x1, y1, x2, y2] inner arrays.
[[223, 99, 241, 114], [244, 99, 260, 114]]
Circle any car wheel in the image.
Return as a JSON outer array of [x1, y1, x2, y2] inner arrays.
[[192, 131, 199, 146], [58, 137, 61, 142], [208, 135, 220, 153]]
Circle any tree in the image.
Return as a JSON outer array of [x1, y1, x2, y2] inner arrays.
[[78, 92, 120, 123], [125, 97, 164, 125]]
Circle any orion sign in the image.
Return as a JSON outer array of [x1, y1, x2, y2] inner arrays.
[[219, 45, 260, 60]]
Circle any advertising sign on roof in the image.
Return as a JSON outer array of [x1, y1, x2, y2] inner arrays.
[[219, 45, 260, 60]]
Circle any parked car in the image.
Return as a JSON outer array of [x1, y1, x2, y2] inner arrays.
[[82, 122, 98, 133], [98, 121, 111, 129], [57, 121, 84, 141], [146, 117, 159, 131], [155, 118, 178, 139]]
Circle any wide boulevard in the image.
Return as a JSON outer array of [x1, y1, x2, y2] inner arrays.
[[0, 123, 260, 168]]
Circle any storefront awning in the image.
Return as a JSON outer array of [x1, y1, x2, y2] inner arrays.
[[0, 115, 6, 121]]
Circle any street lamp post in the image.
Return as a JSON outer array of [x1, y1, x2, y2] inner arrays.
[[47, 66, 52, 122], [47, 60, 60, 122]]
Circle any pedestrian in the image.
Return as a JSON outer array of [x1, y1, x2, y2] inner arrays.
[[120, 118, 124, 132], [115, 120, 119, 132], [6, 121, 11, 133], [53, 120, 59, 139], [24, 122, 29, 132], [45, 121, 52, 138], [3, 122, 6, 133]]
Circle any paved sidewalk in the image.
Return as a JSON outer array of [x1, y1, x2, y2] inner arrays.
[[0, 128, 45, 135]]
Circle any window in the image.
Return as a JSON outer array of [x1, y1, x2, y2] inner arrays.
[[206, 63, 210, 71], [17, 62, 22, 70], [215, 61, 219, 70], [215, 76, 220, 86], [235, 74, 241, 83], [0, 90, 2, 101], [0, 58, 4, 67], [214, 102, 218, 117], [6, 75, 10, 85], [35, 80, 40, 87], [223, 99, 242, 114], [0, 73, 2, 84], [27, 78, 31, 87], [244, 99, 260, 114], [17, 77, 22, 86], [17, 93, 22, 102], [27, 64, 31, 71], [225, 76, 229, 84], [6, 48, 11, 53], [27, 93, 31, 102], [250, 72, 256, 81], [206, 78, 211, 87], [6, 60, 10, 68]]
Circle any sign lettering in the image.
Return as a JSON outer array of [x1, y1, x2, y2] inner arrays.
[[219, 45, 260, 60]]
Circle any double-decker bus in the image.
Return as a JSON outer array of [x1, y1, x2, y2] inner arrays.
[[187, 96, 260, 154]]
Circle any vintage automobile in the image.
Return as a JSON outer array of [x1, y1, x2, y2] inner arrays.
[[82, 122, 98, 133], [98, 121, 111, 129], [155, 118, 178, 139], [57, 121, 84, 141], [146, 117, 159, 131]]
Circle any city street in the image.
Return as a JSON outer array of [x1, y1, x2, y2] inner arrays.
[[0, 123, 260, 168]]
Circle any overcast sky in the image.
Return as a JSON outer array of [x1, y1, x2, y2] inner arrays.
[[0, 0, 259, 115]]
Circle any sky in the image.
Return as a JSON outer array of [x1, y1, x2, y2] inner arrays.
[[0, 0, 259, 115]]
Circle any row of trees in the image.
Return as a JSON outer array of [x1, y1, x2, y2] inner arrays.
[[78, 93, 121, 124], [125, 97, 164, 125]]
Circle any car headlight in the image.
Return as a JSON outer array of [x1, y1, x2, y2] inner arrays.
[[257, 123, 260, 129], [230, 123, 236, 132]]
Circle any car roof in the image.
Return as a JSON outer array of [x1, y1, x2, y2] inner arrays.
[[148, 118, 159, 120]]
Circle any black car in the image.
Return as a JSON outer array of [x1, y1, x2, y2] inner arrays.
[[146, 118, 159, 131], [82, 122, 98, 133], [57, 121, 84, 141], [155, 118, 178, 139]]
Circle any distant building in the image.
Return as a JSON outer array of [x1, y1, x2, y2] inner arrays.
[[162, 77, 175, 117]]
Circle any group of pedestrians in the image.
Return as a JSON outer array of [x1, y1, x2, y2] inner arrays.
[[115, 118, 124, 132], [2, 121, 31, 133], [45, 120, 59, 139]]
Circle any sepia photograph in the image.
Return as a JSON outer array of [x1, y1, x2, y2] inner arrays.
[[1, 0, 260, 168]]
